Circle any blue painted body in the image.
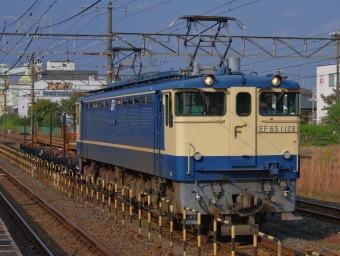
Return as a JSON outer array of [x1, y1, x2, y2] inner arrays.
[[77, 69, 300, 183], [80, 140, 299, 182]]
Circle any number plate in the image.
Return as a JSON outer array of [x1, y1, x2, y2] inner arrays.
[[258, 125, 297, 133]]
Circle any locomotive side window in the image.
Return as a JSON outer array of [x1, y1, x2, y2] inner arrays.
[[259, 92, 300, 116], [101, 101, 109, 108], [165, 95, 169, 126], [128, 98, 134, 105], [140, 95, 153, 104], [165, 93, 173, 127], [236, 93, 251, 116], [175, 91, 225, 116], [146, 96, 152, 104], [169, 94, 173, 127]]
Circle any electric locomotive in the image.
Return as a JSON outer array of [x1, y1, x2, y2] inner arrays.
[[76, 16, 301, 235]]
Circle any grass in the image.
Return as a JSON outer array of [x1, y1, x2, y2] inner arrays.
[[299, 145, 340, 203]]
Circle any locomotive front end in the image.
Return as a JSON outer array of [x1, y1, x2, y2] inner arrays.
[[162, 68, 301, 235]]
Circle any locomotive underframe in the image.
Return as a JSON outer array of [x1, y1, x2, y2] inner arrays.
[[81, 157, 296, 235]]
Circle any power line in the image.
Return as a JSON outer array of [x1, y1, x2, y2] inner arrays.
[[6, 26, 40, 73], [0, 0, 43, 51], [42, 0, 102, 29], [3, 0, 40, 28], [0, 0, 58, 64], [0, 0, 40, 45], [1, 0, 333, 80]]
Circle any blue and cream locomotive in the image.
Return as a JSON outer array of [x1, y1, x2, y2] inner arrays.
[[76, 16, 300, 235]]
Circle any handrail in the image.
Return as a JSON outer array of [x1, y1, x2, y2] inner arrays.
[[186, 141, 194, 175]]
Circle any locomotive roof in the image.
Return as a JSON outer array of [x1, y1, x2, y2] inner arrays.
[[77, 68, 300, 102]]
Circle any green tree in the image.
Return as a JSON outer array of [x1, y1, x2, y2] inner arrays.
[[320, 89, 336, 112], [28, 99, 62, 127], [320, 88, 337, 124], [327, 103, 340, 127]]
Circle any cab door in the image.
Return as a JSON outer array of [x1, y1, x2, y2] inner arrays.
[[230, 87, 257, 167]]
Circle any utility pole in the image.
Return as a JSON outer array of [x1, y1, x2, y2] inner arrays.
[[107, 2, 113, 86], [31, 55, 35, 147], [330, 30, 340, 104], [3, 78, 6, 139], [82, 3, 126, 86], [311, 92, 317, 124], [337, 38, 339, 104]]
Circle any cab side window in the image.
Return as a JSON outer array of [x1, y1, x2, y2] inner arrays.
[[236, 92, 251, 116]]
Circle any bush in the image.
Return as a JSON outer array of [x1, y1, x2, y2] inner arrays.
[[0, 113, 26, 129], [301, 124, 340, 146], [0, 113, 61, 130]]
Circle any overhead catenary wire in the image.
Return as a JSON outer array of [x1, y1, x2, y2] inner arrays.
[[0, 0, 101, 69], [0, 0, 44, 51], [0, 0, 59, 65], [1, 0, 334, 82], [53, 0, 170, 70], [2, 0, 246, 71], [41, 0, 102, 29], [106, 0, 263, 71], [6, 26, 40, 73], [0, 0, 40, 43], [30, 3, 108, 69]]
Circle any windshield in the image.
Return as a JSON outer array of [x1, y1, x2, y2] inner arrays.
[[260, 92, 300, 116], [175, 91, 225, 116]]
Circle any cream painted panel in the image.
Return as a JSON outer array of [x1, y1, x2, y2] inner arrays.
[[163, 89, 231, 157], [257, 122, 300, 155], [230, 87, 257, 157], [256, 88, 300, 157], [173, 120, 230, 156]]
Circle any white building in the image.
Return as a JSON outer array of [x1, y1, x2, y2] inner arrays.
[[0, 60, 106, 117], [46, 60, 75, 71], [0, 60, 43, 116], [316, 64, 338, 123], [17, 70, 105, 117]]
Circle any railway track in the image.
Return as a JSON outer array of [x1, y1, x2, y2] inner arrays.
[[295, 199, 340, 225], [0, 167, 116, 256], [0, 144, 314, 256], [0, 191, 52, 255]]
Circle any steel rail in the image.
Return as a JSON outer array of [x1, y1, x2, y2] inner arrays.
[[0, 166, 117, 256], [0, 144, 324, 256], [0, 191, 53, 256], [259, 237, 307, 256], [296, 199, 340, 225]]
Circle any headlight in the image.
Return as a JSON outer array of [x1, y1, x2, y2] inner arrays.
[[283, 151, 291, 159], [271, 75, 282, 86], [193, 152, 202, 161], [203, 75, 214, 86]]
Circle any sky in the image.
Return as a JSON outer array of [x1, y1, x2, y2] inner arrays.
[[1, 0, 340, 91]]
